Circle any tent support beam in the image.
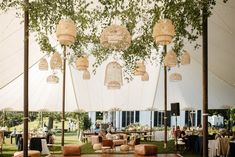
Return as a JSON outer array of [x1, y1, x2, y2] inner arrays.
[[202, 3, 209, 157], [23, 0, 29, 156], [61, 45, 66, 147], [164, 45, 167, 149]]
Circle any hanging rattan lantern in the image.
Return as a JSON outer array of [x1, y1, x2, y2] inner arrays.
[[83, 69, 90, 80], [47, 74, 59, 84], [169, 73, 182, 82], [100, 25, 131, 50], [50, 52, 62, 70], [107, 81, 121, 89], [38, 58, 48, 71], [104, 61, 123, 89], [75, 56, 89, 71], [56, 18, 77, 46], [164, 50, 177, 67], [134, 62, 146, 76], [181, 50, 190, 65], [141, 72, 149, 81], [153, 19, 175, 45]]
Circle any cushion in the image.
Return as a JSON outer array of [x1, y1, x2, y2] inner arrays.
[[120, 145, 129, 151], [113, 139, 126, 146], [114, 134, 120, 140], [135, 144, 157, 155], [63, 144, 81, 156], [93, 143, 102, 150]]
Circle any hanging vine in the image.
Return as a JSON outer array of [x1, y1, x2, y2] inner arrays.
[[0, 0, 226, 79]]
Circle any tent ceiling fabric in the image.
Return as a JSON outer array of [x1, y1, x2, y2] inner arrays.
[[0, 1, 235, 111]]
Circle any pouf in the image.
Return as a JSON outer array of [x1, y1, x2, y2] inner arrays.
[[14, 150, 40, 157], [135, 144, 157, 155], [93, 143, 102, 150], [120, 144, 129, 151], [63, 144, 81, 156]]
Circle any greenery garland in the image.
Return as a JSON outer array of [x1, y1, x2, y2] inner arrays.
[[0, 0, 227, 79]]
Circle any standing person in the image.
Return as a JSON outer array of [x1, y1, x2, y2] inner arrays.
[[107, 123, 113, 133]]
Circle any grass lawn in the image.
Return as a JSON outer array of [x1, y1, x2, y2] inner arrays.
[[2, 132, 201, 157]]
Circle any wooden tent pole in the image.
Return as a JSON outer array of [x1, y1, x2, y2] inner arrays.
[[202, 3, 209, 157], [164, 45, 168, 149], [61, 45, 66, 147], [23, 0, 29, 156]]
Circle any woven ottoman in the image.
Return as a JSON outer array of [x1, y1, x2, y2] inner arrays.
[[135, 144, 157, 155], [63, 144, 81, 156], [14, 150, 40, 157], [93, 143, 102, 150], [120, 144, 129, 151]]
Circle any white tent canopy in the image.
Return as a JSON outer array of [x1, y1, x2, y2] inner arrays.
[[0, 1, 235, 112]]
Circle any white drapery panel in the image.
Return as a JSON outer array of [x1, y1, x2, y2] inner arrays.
[[0, 1, 235, 111], [153, 57, 235, 111]]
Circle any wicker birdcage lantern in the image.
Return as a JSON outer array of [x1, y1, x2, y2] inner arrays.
[[169, 73, 182, 82], [38, 58, 48, 71], [83, 69, 90, 80], [153, 19, 175, 45], [104, 61, 123, 90], [47, 74, 59, 84], [164, 50, 177, 67], [181, 50, 191, 65], [50, 52, 62, 70], [75, 56, 89, 71], [100, 25, 131, 50], [56, 18, 77, 46], [141, 72, 149, 81], [134, 62, 146, 76]]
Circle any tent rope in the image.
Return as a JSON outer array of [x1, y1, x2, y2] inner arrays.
[[68, 65, 80, 111], [150, 65, 161, 110], [0, 54, 46, 90]]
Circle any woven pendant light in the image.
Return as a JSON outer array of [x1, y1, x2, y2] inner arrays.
[[75, 56, 89, 71], [100, 25, 131, 50], [56, 18, 77, 46], [164, 50, 177, 67], [50, 52, 62, 70], [141, 72, 149, 81], [153, 19, 175, 45], [134, 62, 146, 76], [181, 50, 191, 65], [107, 81, 121, 90], [169, 73, 182, 82], [83, 69, 90, 80], [38, 58, 48, 71], [47, 74, 59, 84], [104, 61, 123, 89]]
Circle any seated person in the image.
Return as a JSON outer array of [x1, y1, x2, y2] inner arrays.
[[180, 126, 189, 150], [180, 126, 187, 139]]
